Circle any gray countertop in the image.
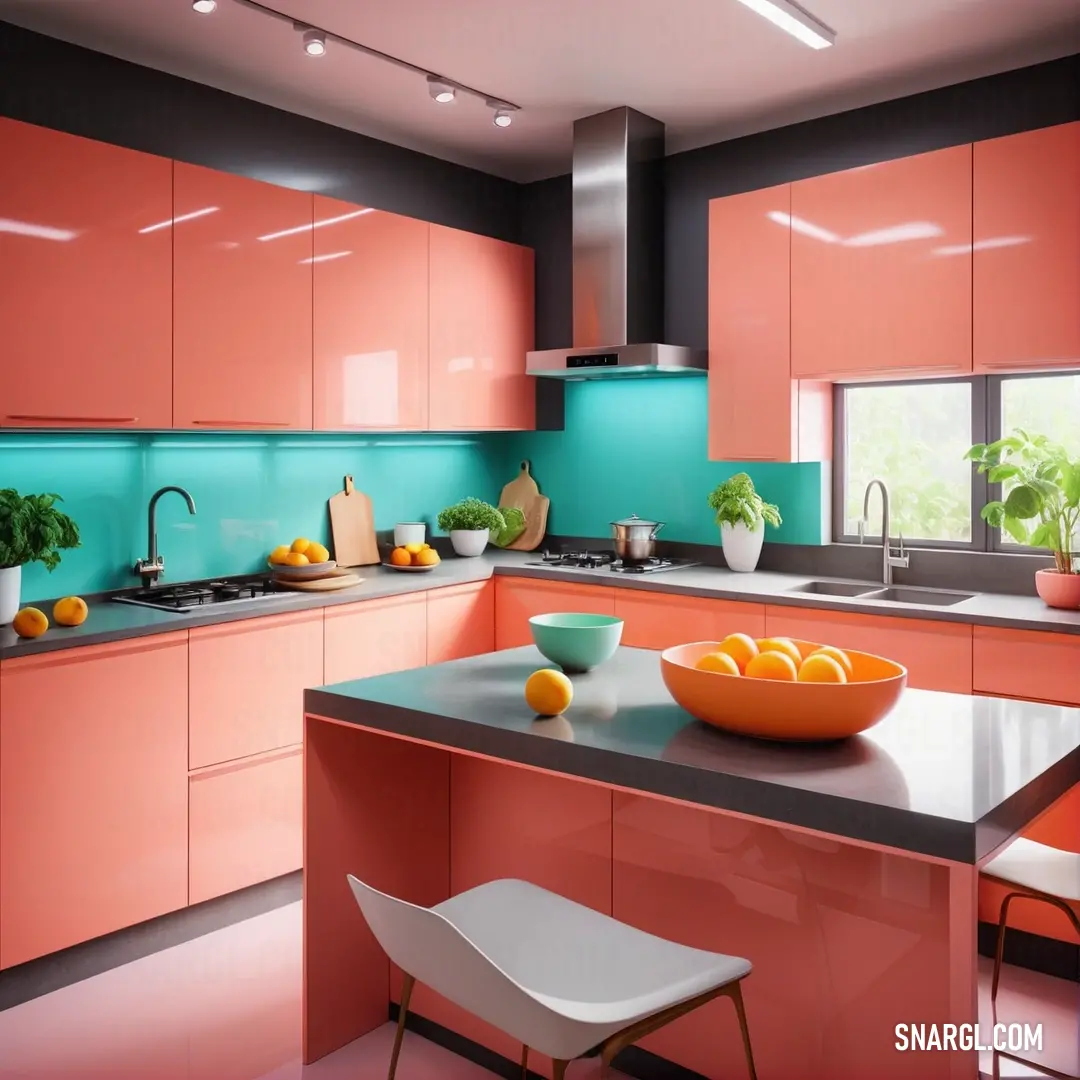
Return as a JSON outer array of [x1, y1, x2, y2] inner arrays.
[[2, 551, 1080, 660], [305, 645, 1080, 864]]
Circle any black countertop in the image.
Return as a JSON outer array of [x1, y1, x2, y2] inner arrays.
[[3, 552, 1080, 660], [305, 645, 1080, 864]]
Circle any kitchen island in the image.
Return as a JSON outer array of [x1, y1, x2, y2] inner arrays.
[[303, 645, 1080, 1080]]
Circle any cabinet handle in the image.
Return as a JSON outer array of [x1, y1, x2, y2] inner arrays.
[[6, 414, 138, 423], [191, 420, 292, 427]]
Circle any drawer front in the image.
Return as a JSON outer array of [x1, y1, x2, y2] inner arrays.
[[764, 606, 973, 693], [427, 580, 495, 664], [615, 591, 766, 650], [323, 592, 427, 685], [973, 626, 1080, 705], [494, 578, 616, 649], [189, 610, 323, 769], [189, 748, 302, 905]]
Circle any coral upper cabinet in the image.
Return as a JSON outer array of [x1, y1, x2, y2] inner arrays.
[[791, 145, 973, 380], [0, 118, 173, 429], [973, 121, 1080, 372], [708, 184, 830, 463], [313, 199, 430, 430], [173, 162, 313, 430], [428, 225, 536, 431]]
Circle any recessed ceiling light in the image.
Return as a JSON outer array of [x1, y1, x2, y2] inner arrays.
[[302, 29, 327, 56], [733, 0, 835, 49], [427, 76, 456, 104], [192, 0, 217, 12]]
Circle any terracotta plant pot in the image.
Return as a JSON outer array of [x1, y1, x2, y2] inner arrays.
[[1035, 568, 1080, 610]]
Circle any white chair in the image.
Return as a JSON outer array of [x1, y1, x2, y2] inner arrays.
[[347, 874, 757, 1080], [981, 837, 1080, 1080]]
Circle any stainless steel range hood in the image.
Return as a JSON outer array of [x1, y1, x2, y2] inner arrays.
[[527, 107, 705, 379]]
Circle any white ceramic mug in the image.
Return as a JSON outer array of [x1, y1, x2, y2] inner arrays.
[[394, 522, 426, 547]]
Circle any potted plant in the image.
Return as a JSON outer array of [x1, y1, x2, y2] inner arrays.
[[707, 473, 781, 573], [967, 431, 1080, 609], [0, 490, 81, 625], [437, 498, 506, 557]]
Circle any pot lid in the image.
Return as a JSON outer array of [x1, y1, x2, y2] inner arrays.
[[611, 514, 663, 527]]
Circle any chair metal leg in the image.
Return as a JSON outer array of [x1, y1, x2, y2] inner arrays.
[[520, 1044, 528, 1079], [388, 973, 415, 1080], [730, 981, 758, 1080]]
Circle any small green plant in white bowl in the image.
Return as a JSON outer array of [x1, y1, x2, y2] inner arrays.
[[437, 498, 506, 557], [707, 473, 781, 573]]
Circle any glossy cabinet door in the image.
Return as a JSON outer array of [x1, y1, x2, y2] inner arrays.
[[615, 592, 766, 650], [0, 118, 172, 429], [173, 162, 313, 430], [494, 578, 615, 649], [428, 225, 535, 431], [708, 185, 830, 462], [0, 634, 188, 968], [323, 593, 427, 685], [188, 610, 323, 769], [313, 198, 430, 430], [973, 121, 1080, 372], [426, 580, 495, 664], [791, 146, 973, 379], [763, 605, 973, 693], [189, 747, 303, 905]]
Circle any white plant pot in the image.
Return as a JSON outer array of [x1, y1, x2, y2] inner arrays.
[[450, 529, 489, 557], [720, 521, 765, 573], [0, 564, 22, 625]]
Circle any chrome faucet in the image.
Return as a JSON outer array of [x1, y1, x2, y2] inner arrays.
[[858, 479, 909, 586], [135, 486, 197, 585]]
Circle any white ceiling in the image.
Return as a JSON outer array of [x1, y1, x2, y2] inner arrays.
[[1, 0, 1078, 181]]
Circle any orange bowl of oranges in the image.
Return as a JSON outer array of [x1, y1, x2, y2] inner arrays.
[[385, 542, 442, 572], [660, 634, 906, 741]]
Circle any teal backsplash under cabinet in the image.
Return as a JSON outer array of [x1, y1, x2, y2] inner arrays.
[[498, 378, 829, 548], [0, 432, 504, 600]]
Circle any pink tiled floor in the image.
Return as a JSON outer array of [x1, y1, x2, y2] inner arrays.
[[0, 900, 1072, 1079]]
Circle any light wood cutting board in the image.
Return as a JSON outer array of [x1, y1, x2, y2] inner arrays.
[[276, 569, 363, 592], [329, 475, 380, 567], [498, 460, 549, 552], [499, 461, 540, 511]]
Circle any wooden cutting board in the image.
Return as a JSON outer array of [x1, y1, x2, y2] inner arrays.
[[498, 460, 549, 552], [499, 461, 540, 511], [328, 475, 380, 567], [276, 570, 363, 592]]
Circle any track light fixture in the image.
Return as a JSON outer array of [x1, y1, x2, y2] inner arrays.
[[192, 0, 217, 12], [302, 28, 326, 56], [490, 103, 514, 128], [427, 77, 456, 104]]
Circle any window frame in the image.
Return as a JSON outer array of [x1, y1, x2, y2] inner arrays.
[[831, 370, 1074, 554]]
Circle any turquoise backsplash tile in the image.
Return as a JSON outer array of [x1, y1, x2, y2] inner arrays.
[[0, 432, 504, 599], [498, 378, 828, 547], [1, 380, 825, 600]]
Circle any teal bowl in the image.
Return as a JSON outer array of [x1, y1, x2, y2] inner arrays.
[[529, 613, 624, 674]]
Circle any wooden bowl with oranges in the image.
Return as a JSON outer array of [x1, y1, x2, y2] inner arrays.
[[385, 542, 441, 572], [660, 634, 907, 741]]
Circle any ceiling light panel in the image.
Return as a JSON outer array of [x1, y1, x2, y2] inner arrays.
[[733, 0, 835, 49]]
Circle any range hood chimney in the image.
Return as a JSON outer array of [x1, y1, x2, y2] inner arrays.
[[527, 107, 705, 379]]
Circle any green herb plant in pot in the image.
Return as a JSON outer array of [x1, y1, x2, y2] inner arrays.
[[967, 431, 1080, 609], [707, 473, 781, 573], [437, 498, 505, 557], [0, 490, 81, 625]]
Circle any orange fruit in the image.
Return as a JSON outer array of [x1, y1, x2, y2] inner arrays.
[[695, 651, 741, 676], [421, 543, 431, 550], [755, 637, 803, 668], [53, 596, 88, 627], [389, 547, 412, 566], [405, 543, 424, 556], [745, 650, 798, 681], [715, 633, 759, 673], [306, 541, 330, 564], [290, 537, 311, 555], [525, 669, 574, 716], [798, 654, 848, 683], [809, 645, 853, 678], [12, 607, 48, 639], [269, 544, 291, 565], [284, 551, 310, 567], [415, 548, 441, 566]]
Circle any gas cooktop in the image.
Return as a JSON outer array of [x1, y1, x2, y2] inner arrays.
[[112, 575, 279, 613], [526, 550, 697, 575]]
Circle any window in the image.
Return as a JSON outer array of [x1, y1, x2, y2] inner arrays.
[[834, 371, 1079, 551]]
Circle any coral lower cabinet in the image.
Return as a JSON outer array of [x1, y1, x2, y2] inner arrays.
[[494, 578, 616, 649], [0, 634, 189, 968], [616, 591, 765, 649], [427, 581, 495, 664], [324, 592, 428, 684]]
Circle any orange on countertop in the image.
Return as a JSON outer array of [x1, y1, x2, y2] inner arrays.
[[525, 668, 573, 717], [389, 547, 412, 566], [745, 650, 799, 681], [12, 607, 48, 639], [715, 633, 758, 673], [798, 653, 848, 683], [415, 548, 441, 566], [284, 551, 310, 567], [53, 596, 88, 627], [695, 651, 741, 676], [755, 637, 804, 667]]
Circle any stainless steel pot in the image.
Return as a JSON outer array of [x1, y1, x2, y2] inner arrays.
[[611, 514, 665, 562]]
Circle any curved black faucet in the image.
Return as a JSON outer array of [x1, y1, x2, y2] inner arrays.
[[135, 486, 197, 585]]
